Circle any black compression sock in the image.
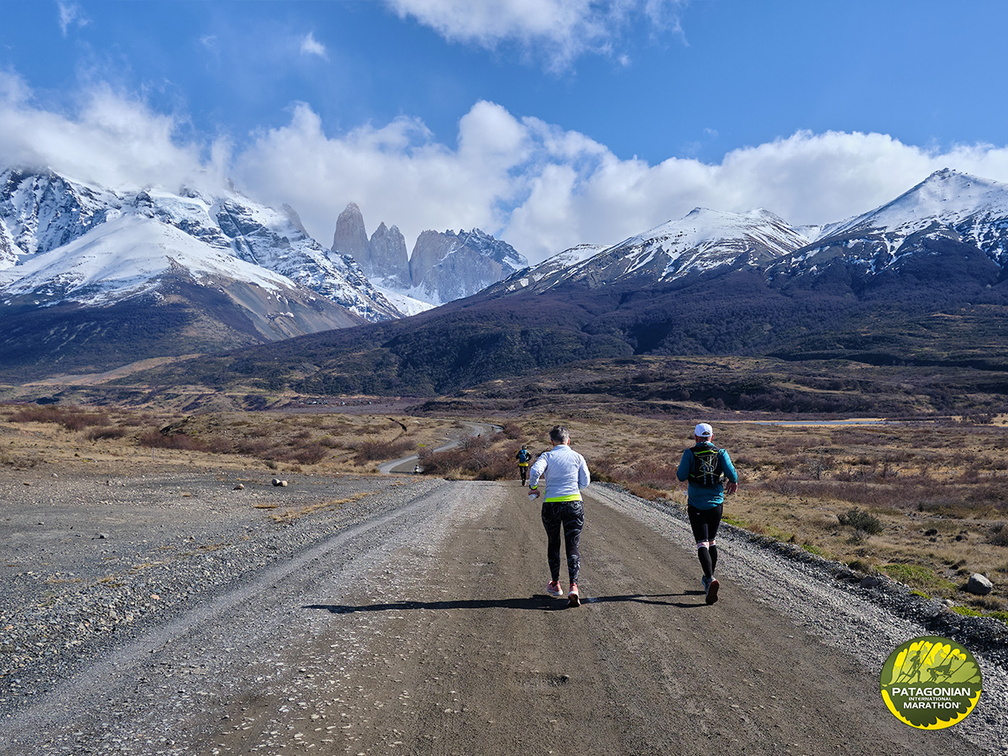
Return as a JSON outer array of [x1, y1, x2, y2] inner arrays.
[[697, 547, 713, 578]]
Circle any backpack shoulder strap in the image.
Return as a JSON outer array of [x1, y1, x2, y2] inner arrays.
[[688, 443, 723, 484]]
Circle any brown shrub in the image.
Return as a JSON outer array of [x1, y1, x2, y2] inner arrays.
[[352, 438, 414, 465], [642, 467, 681, 491], [8, 405, 61, 424], [500, 422, 522, 440], [137, 430, 209, 452], [232, 437, 275, 457], [990, 524, 1008, 547], [10, 404, 109, 431], [86, 426, 127, 441], [418, 435, 513, 480], [274, 441, 330, 466]]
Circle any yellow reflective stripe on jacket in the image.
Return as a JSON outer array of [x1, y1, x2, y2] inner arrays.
[[544, 494, 582, 502]]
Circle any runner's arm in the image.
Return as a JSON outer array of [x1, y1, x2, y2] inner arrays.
[[676, 450, 691, 482], [528, 455, 547, 489], [721, 449, 739, 493], [720, 449, 739, 483]]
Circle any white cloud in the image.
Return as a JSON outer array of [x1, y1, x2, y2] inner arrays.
[[300, 32, 329, 60], [6, 82, 1008, 266], [0, 80, 226, 194], [56, 1, 89, 37], [231, 102, 520, 250], [231, 100, 1008, 264], [383, 0, 685, 70]]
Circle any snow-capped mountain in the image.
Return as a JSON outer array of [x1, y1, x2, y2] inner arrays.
[[485, 243, 604, 295], [407, 228, 527, 304], [8, 164, 1008, 386], [330, 202, 528, 306], [490, 170, 1008, 300], [0, 168, 400, 325], [490, 208, 809, 296], [582, 207, 810, 283], [210, 169, 1008, 397], [2, 212, 299, 305], [771, 169, 1008, 278]]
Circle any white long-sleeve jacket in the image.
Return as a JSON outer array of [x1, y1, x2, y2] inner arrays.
[[528, 444, 590, 502]]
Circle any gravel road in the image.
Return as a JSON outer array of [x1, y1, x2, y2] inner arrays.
[[0, 468, 1005, 754]]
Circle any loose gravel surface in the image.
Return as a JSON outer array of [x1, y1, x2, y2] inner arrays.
[[0, 468, 1005, 754]]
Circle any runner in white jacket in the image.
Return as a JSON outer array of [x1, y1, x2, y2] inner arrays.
[[528, 425, 590, 606]]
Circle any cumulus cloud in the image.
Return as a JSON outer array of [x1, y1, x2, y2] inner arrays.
[[6, 81, 1008, 265], [231, 100, 1008, 263], [0, 77, 227, 193], [300, 32, 328, 60], [501, 130, 1008, 260], [232, 101, 524, 250], [383, 0, 685, 69]]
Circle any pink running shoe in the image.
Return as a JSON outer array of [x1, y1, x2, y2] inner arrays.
[[567, 583, 581, 607], [546, 580, 563, 597]]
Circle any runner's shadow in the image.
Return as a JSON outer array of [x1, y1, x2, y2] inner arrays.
[[587, 591, 707, 609], [306, 595, 565, 614], [306, 591, 708, 614]]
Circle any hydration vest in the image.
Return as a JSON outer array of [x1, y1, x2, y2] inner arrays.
[[689, 443, 723, 486]]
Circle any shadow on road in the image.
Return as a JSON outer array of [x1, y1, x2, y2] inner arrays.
[[589, 591, 709, 609], [305, 591, 708, 614]]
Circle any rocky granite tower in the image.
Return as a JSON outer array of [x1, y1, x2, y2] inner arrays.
[[331, 203, 370, 266], [368, 222, 411, 287], [330, 203, 527, 305]]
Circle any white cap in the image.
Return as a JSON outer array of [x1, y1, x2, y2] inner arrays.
[[694, 423, 713, 437]]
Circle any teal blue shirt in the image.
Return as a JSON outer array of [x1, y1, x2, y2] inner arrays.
[[677, 443, 738, 510]]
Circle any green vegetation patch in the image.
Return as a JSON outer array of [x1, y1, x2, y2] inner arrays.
[[880, 563, 957, 594], [837, 507, 884, 534]]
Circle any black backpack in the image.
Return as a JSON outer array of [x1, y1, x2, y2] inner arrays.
[[688, 443, 723, 486]]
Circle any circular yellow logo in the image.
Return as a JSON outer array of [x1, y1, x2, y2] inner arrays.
[[880, 636, 982, 729]]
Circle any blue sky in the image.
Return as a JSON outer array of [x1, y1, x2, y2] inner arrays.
[[3, 0, 1008, 263]]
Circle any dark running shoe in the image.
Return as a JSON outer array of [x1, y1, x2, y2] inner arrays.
[[705, 578, 719, 605]]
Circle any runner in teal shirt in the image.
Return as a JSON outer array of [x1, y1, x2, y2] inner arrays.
[[676, 423, 738, 604]]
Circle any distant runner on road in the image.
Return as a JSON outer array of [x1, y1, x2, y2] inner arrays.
[[528, 426, 590, 607], [515, 445, 532, 485], [676, 422, 738, 605]]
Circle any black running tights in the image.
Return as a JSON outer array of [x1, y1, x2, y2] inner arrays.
[[688, 504, 722, 578], [541, 500, 584, 585]]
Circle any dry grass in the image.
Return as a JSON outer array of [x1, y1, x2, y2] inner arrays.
[[268, 492, 375, 524], [0, 403, 459, 474], [486, 410, 1008, 617], [2, 400, 1006, 617]]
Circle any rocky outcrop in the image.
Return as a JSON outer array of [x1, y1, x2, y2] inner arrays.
[[408, 229, 525, 305], [331, 203, 370, 264], [330, 204, 527, 305], [368, 222, 410, 288]]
